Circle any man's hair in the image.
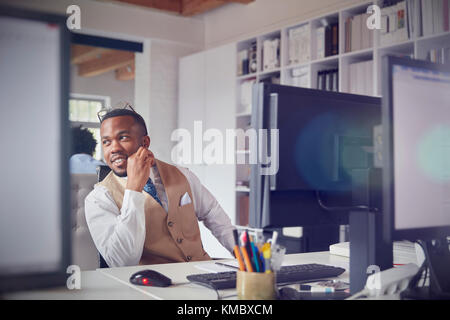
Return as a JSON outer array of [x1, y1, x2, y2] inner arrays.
[[100, 109, 148, 136], [71, 126, 97, 156]]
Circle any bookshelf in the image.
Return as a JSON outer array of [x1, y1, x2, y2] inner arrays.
[[234, 0, 450, 227]]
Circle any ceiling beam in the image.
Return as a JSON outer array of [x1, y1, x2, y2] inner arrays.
[[181, 0, 226, 16], [78, 50, 135, 77], [115, 61, 135, 81], [71, 44, 112, 65], [115, 0, 182, 14], [224, 0, 254, 3]]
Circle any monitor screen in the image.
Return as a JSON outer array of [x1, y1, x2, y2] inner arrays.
[[392, 63, 450, 231], [383, 57, 450, 241], [0, 7, 70, 291]]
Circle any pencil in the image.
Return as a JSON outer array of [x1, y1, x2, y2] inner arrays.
[[240, 246, 254, 272]]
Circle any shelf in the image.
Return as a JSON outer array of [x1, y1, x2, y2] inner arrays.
[[236, 186, 250, 192], [237, 73, 257, 80], [311, 54, 339, 65], [284, 61, 311, 70], [236, 111, 251, 117], [259, 67, 281, 76], [377, 39, 415, 51], [416, 30, 450, 43], [341, 47, 374, 59]]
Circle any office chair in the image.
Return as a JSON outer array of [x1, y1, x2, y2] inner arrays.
[[96, 165, 112, 268]]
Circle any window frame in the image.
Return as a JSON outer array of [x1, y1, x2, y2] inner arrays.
[[69, 93, 110, 161]]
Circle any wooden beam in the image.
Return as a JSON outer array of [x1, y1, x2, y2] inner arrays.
[[224, 0, 254, 3], [115, 61, 135, 81], [71, 44, 112, 65], [78, 50, 135, 77], [115, 0, 182, 13], [181, 0, 226, 16]]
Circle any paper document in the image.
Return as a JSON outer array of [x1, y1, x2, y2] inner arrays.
[[194, 261, 238, 273]]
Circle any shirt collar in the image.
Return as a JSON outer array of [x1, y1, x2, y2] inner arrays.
[[120, 163, 157, 181]]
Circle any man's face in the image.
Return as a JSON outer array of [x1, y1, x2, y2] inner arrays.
[[100, 115, 149, 177]]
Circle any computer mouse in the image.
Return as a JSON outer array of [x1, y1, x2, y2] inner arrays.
[[129, 269, 172, 287]]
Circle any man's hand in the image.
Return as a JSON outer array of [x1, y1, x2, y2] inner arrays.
[[125, 147, 155, 192]]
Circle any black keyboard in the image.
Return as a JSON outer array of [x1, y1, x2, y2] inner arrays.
[[186, 263, 345, 290]]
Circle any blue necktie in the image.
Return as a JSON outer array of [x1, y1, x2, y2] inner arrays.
[[143, 178, 163, 207]]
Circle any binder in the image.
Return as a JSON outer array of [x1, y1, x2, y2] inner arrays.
[[332, 23, 338, 55]]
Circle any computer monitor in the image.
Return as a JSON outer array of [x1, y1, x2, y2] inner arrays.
[[382, 56, 450, 298], [0, 6, 71, 292], [249, 83, 381, 251]]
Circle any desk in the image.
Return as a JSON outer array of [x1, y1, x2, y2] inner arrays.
[[4, 252, 350, 300]]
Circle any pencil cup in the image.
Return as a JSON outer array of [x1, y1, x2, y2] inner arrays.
[[236, 271, 276, 300]]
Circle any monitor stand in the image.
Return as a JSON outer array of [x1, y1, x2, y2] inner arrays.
[[349, 168, 393, 294]]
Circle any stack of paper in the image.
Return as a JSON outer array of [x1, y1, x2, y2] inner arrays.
[[348, 60, 373, 96], [291, 66, 310, 88], [239, 78, 256, 114], [329, 241, 419, 265]]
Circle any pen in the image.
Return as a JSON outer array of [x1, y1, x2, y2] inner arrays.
[[249, 240, 260, 272], [240, 245, 254, 272], [239, 231, 254, 272], [232, 229, 246, 271]]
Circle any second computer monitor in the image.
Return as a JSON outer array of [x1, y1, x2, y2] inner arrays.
[[250, 83, 381, 229]]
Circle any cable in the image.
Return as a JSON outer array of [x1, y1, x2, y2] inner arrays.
[[346, 288, 370, 300], [315, 191, 379, 213]]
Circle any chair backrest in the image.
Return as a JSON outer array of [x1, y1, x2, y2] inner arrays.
[[97, 165, 111, 183], [95, 165, 111, 268], [71, 173, 99, 270]]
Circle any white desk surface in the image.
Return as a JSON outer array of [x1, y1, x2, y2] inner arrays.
[[4, 252, 350, 300], [98, 251, 350, 300], [4, 270, 150, 300]]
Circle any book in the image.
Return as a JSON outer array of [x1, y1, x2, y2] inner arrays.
[[316, 26, 325, 59], [317, 68, 338, 91], [331, 23, 339, 55], [288, 24, 310, 64], [262, 38, 280, 71]]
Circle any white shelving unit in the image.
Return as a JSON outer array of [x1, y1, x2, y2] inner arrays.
[[234, 0, 450, 226]]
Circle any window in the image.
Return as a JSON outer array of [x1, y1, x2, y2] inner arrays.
[[69, 94, 110, 160]]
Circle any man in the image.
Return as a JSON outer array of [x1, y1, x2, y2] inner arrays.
[[70, 126, 104, 174], [85, 108, 235, 268]]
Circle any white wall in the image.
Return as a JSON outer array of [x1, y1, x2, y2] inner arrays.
[[202, 0, 370, 49], [70, 65, 134, 107], [135, 40, 200, 163]]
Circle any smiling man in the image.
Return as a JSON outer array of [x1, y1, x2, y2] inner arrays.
[[84, 107, 235, 267]]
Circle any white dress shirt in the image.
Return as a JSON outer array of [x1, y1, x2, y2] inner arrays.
[[85, 164, 236, 268]]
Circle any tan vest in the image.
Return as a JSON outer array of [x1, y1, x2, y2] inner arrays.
[[98, 159, 211, 265]]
